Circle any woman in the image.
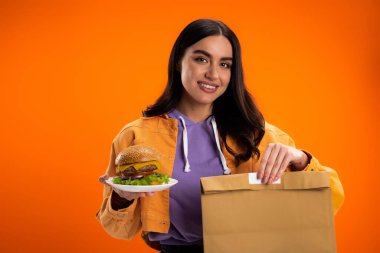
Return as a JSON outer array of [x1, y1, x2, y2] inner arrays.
[[97, 19, 344, 253]]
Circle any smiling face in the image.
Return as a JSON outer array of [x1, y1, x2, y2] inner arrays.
[[178, 35, 233, 111]]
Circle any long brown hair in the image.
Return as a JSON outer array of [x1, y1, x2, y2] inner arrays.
[[143, 19, 265, 165]]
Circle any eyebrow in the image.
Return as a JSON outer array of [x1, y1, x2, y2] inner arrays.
[[192, 49, 233, 61]]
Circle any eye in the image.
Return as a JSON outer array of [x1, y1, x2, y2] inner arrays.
[[195, 57, 208, 63], [221, 62, 231, 69]]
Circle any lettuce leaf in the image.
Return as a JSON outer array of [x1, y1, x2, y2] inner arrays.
[[112, 173, 170, 186]]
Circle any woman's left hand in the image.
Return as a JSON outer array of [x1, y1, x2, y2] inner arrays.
[[257, 143, 309, 184]]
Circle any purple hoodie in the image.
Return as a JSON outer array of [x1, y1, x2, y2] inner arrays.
[[148, 109, 227, 245]]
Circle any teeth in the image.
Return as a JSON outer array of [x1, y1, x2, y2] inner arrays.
[[199, 82, 216, 89]]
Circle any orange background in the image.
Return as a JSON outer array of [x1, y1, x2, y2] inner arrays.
[[1, 0, 379, 252]]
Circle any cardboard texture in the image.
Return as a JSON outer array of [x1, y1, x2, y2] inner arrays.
[[201, 172, 336, 253]]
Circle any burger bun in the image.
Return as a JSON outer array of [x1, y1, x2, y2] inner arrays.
[[115, 145, 161, 165]]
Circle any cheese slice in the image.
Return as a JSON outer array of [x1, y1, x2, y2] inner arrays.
[[116, 160, 161, 173]]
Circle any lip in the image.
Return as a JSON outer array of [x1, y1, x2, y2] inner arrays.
[[197, 81, 219, 93], [197, 80, 219, 87]]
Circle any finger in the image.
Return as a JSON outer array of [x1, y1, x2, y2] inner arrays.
[[257, 144, 274, 179], [138, 192, 146, 198], [117, 191, 138, 201], [127, 191, 143, 200], [99, 174, 111, 187], [98, 174, 108, 183], [262, 144, 280, 184], [274, 154, 292, 182], [146, 192, 156, 197], [122, 193, 135, 201], [268, 146, 287, 184], [138, 192, 155, 198], [126, 192, 140, 201]]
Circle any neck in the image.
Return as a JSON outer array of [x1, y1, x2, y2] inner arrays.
[[175, 102, 212, 123]]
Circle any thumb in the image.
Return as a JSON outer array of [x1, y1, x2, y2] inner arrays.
[[99, 174, 110, 185]]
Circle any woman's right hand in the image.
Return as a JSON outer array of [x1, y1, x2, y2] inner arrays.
[[99, 174, 155, 201]]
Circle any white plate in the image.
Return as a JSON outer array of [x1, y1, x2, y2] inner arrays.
[[106, 177, 178, 192]]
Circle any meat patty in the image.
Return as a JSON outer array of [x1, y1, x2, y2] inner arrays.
[[120, 164, 158, 180]]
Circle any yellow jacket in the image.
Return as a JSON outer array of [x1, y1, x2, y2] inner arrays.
[[96, 114, 344, 241]]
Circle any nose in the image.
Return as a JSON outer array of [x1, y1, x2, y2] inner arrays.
[[205, 63, 218, 80]]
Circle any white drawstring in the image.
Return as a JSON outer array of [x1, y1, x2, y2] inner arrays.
[[178, 115, 231, 175], [211, 118, 231, 175], [179, 116, 191, 172]]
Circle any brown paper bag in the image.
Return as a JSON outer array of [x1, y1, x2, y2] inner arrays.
[[201, 171, 336, 253]]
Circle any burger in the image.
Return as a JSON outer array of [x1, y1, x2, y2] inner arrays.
[[112, 145, 169, 186]]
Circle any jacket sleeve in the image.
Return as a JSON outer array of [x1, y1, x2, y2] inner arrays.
[[96, 127, 142, 240], [287, 135, 345, 215]]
